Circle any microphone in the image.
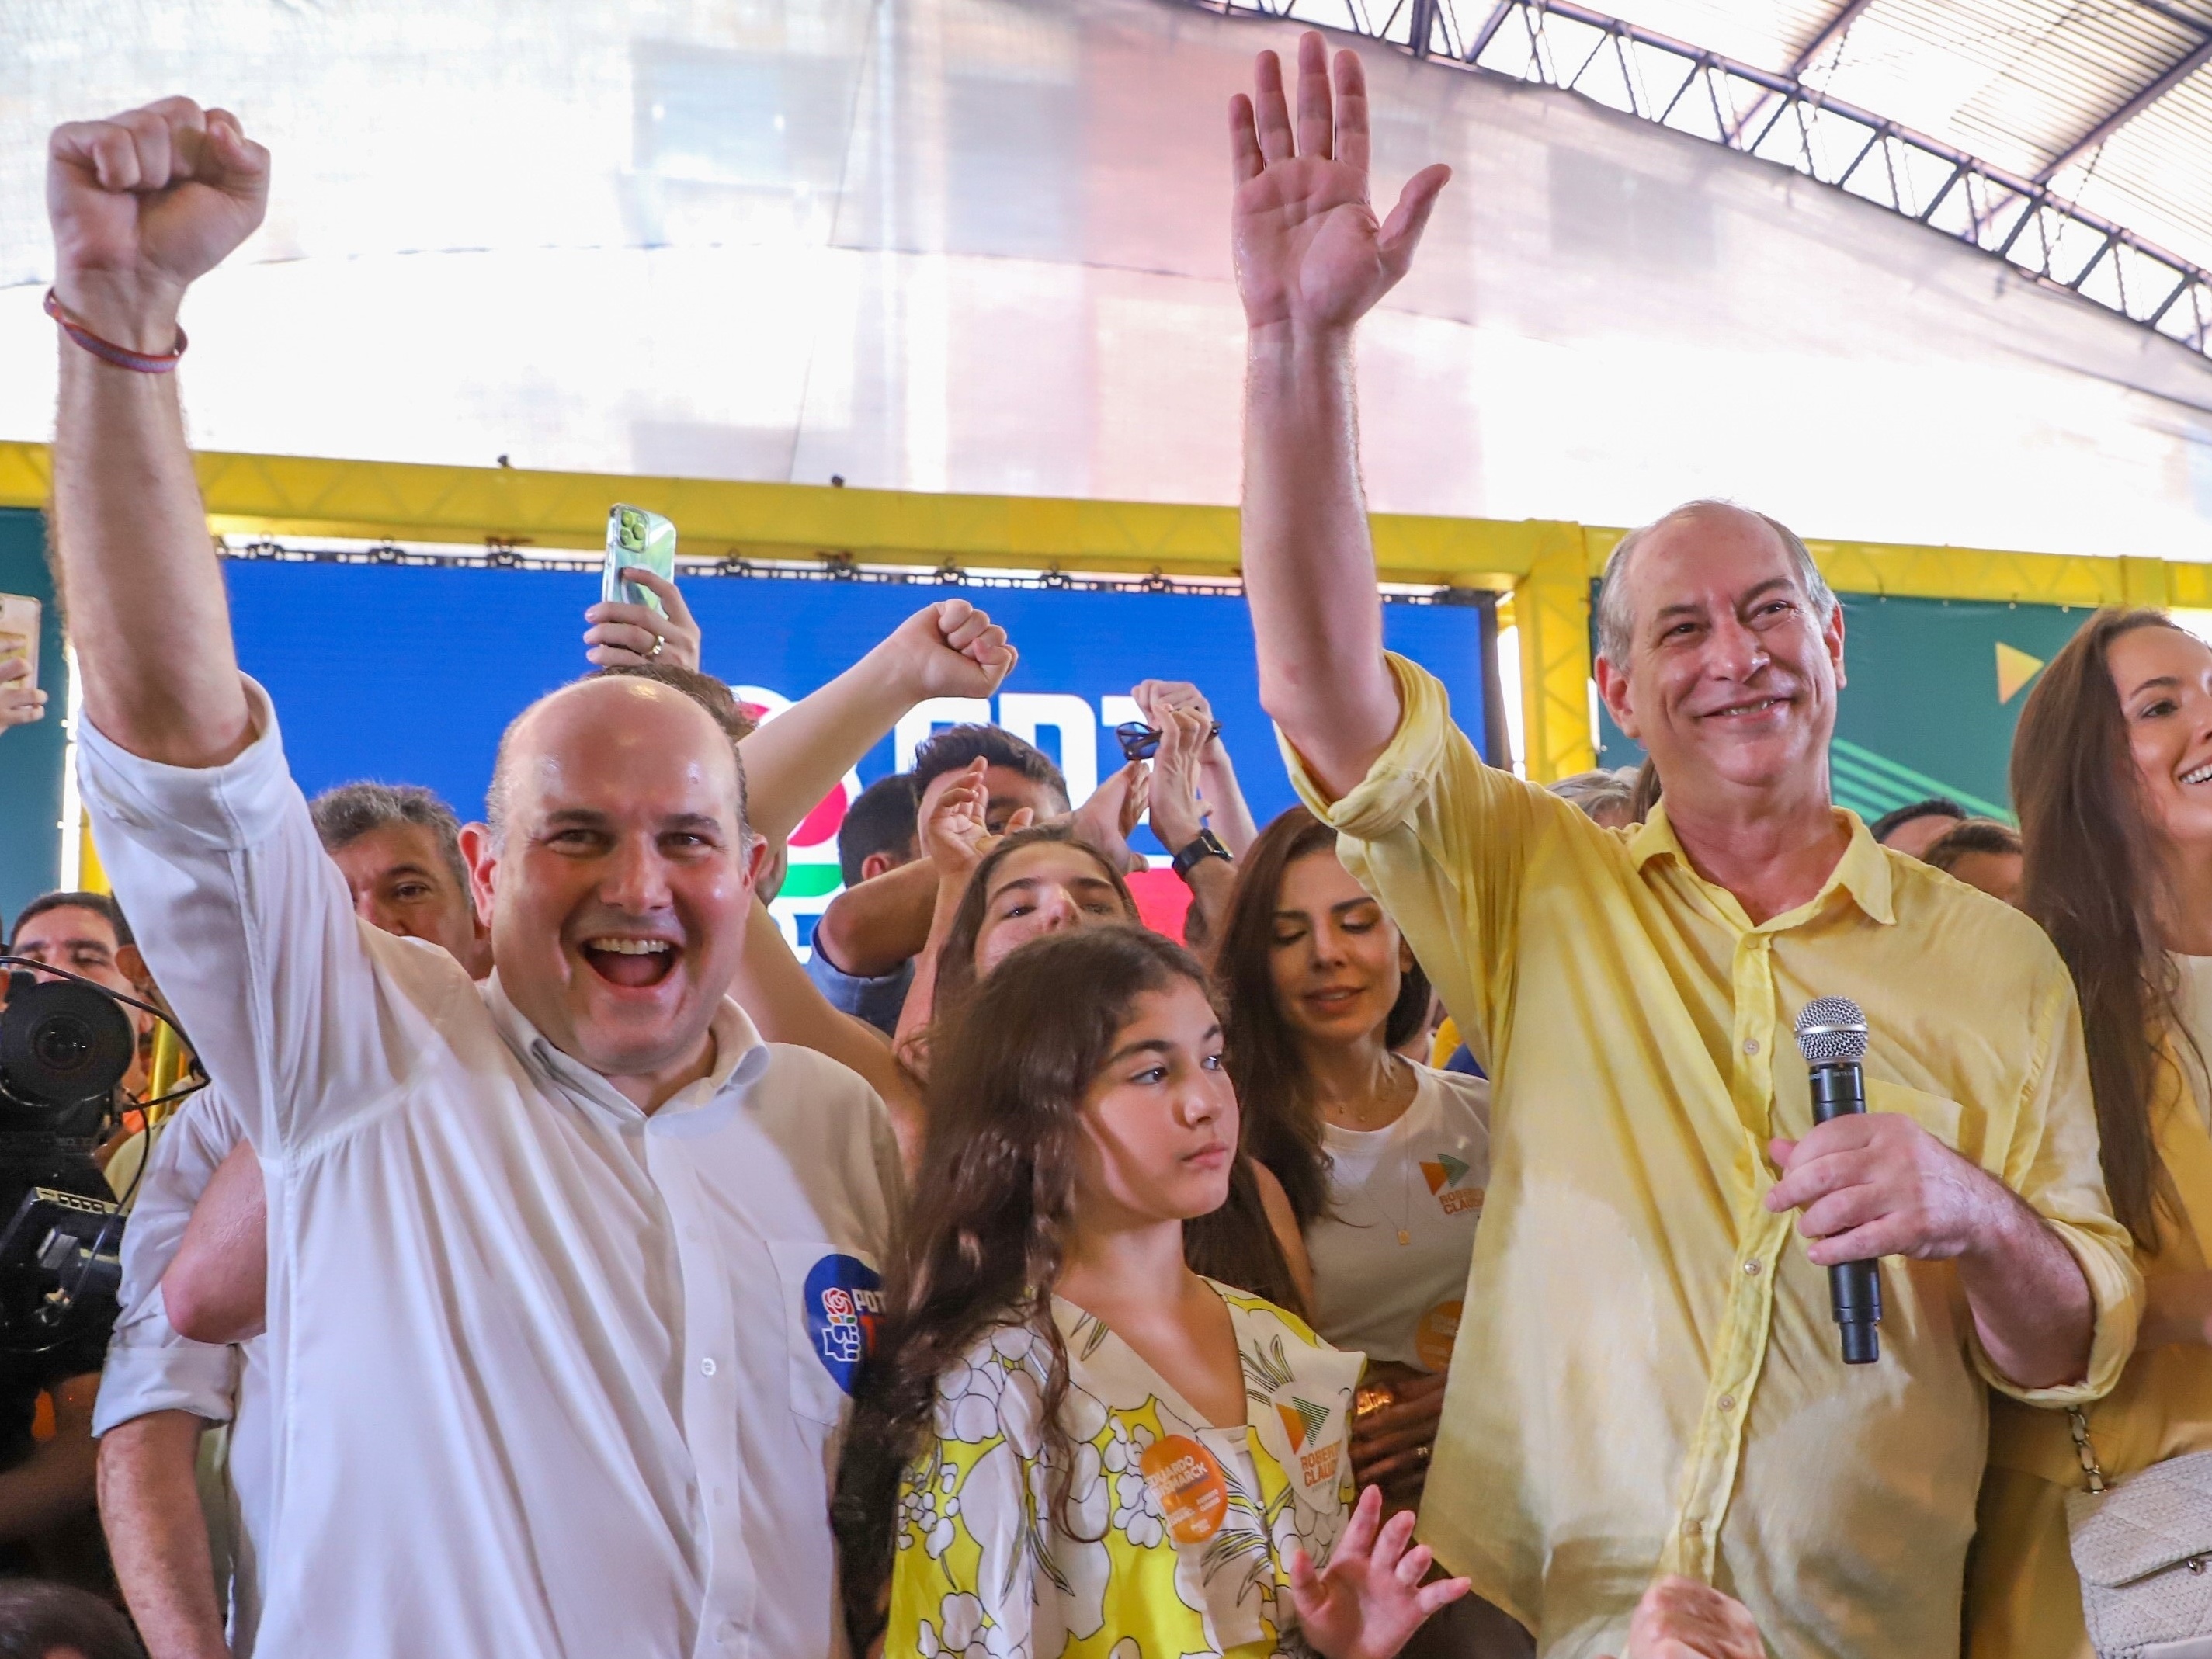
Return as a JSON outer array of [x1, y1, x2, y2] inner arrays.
[[1793, 996, 1883, 1366]]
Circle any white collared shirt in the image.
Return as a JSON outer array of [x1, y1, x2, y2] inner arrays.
[[93, 1088, 270, 1654], [79, 683, 902, 1659]]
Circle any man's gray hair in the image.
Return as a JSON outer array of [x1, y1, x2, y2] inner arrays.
[[310, 783, 470, 893], [483, 666, 757, 853], [1547, 767, 1637, 823], [1595, 500, 1838, 668]]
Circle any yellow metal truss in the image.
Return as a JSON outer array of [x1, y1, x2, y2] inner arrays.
[[6, 439, 2203, 785]]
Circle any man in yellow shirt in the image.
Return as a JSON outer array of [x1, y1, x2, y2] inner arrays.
[[1224, 33, 2141, 1659]]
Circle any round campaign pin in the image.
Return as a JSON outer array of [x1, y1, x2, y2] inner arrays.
[[1139, 1435, 1231, 1546], [802, 1253, 884, 1396], [1414, 1299, 1464, 1373]]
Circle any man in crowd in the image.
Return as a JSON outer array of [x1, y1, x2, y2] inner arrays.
[[804, 772, 919, 1034], [0, 895, 148, 1586], [1869, 796, 1967, 857], [805, 724, 1076, 1008], [1922, 817, 2025, 906], [1227, 34, 2136, 1657], [311, 783, 492, 979], [94, 779, 488, 1659], [9, 891, 155, 1094], [43, 95, 1014, 1658], [811, 676, 1260, 1001]]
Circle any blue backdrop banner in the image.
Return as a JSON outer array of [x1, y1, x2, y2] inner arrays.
[[224, 560, 1495, 947]]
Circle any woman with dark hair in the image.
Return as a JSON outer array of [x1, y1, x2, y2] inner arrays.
[[914, 808, 1313, 1314], [731, 775, 1311, 1313], [1970, 609, 2212, 1657], [1214, 808, 1491, 1506], [834, 925, 1468, 1659]]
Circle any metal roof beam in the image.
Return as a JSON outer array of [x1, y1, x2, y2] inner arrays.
[[1408, 0, 1441, 57], [1724, 0, 1875, 142], [2033, 34, 2212, 182], [1785, 0, 1879, 75]]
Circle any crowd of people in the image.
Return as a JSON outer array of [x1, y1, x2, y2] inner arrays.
[[1, 27, 2207, 1659]]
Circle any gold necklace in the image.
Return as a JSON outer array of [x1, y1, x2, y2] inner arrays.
[[1335, 1060, 1419, 1245]]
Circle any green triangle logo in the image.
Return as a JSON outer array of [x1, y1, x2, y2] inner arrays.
[[1435, 1153, 1470, 1186], [1289, 1396, 1330, 1447]]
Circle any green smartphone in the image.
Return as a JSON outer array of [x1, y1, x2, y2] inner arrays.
[[603, 504, 678, 616]]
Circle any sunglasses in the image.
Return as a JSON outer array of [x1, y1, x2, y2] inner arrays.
[[1114, 720, 1222, 762]]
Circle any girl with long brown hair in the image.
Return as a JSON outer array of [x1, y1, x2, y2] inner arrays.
[[1971, 609, 2212, 1656], [731, 777, 1311, 1313], [1214, 808, 1490, 1508], [832, 925, 1467, 1658]]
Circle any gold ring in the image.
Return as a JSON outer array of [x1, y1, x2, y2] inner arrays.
[[1415, 1442, 1432, 1465], [649, 634, 665, 660]]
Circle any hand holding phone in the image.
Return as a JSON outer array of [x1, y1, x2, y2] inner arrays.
[[0, 597, 46, 731], [603, 505, 676, 613], [586, 511, 701, 670]]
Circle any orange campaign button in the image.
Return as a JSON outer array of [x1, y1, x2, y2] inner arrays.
[[1415, 1299, 1464, 1373], [1139, 1434, 1231, 1546]]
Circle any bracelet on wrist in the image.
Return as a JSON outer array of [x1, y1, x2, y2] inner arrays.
[[44, 289, 188, 374]]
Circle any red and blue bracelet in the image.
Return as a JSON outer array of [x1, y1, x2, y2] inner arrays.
[[43, 288, 187, 374]]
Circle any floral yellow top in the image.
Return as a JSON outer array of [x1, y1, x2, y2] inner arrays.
[[887, 1282, 1365, 1659]]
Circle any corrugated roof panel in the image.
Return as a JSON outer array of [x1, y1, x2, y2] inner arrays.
[[1260, 0, 2212, 286], [2056, 65, 2212, 268], [1567, 0, 1831, 68], [1813, 0, 2199, 175]]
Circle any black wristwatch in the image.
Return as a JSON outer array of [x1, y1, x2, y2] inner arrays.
[[1171, 829, 1232, 882]]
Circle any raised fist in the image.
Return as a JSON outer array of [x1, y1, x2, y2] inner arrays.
[[47, 97, 270, 345]]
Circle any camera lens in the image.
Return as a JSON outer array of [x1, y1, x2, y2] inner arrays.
[[32, 1017, 92, 1074], [0, 980, 133, 1111]]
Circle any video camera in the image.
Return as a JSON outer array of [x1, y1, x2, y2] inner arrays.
[[0, 959, 176, 1356]]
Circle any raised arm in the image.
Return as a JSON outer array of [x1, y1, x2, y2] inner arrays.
[[49, 99, 269, 767], [1231, 36, 1448, 800], [740, 601, 1013, 845], [1133, 679, 1260, 856], [729, 902, 925, 1167]]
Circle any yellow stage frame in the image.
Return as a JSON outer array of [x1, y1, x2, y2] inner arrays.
[[6, 439, 2203, 789]]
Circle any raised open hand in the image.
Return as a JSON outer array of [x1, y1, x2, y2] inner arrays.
[[1288, 1484, 1470, 1659], [1145, 706, 1213, 854], [1230, 33, 1450, 337], [1069, 759, 1151, 873], [48, 98, 269, 343], [922, 759, 1033, 880]]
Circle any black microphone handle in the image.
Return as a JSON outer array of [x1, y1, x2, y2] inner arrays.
[[1807, 1060, 1884, 1365]]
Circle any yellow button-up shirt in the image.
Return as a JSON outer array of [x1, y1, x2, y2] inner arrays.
[[1286, 655, 2140, 1659]]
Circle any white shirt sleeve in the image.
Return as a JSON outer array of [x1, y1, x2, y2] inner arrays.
[[93, 1090, 250, 1437], [76, 679, 400, 1151]]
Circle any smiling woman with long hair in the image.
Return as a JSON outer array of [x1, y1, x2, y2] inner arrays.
[[1971, 609, 2212, 1657], [1213, 809, 1491, 1515], [832, 925, 1467, 1659]]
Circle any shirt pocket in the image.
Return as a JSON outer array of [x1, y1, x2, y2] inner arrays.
[[766, 1240, 884, 1425], [1864, 1080, 1971, 1161]]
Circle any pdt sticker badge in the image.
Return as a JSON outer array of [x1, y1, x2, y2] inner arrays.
[[803, 1253, 884, 1395]]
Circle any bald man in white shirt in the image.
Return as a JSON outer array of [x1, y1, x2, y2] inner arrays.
[[46, 97, 1016, 1658]]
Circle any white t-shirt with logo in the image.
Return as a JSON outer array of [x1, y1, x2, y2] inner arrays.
[[1307, 1064, 1492, 1371]]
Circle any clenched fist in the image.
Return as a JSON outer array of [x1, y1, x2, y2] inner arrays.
[[48, 97, 269, 349]]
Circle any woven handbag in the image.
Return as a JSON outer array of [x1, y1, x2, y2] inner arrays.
[[2066, 1408, 2212, 1659]]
